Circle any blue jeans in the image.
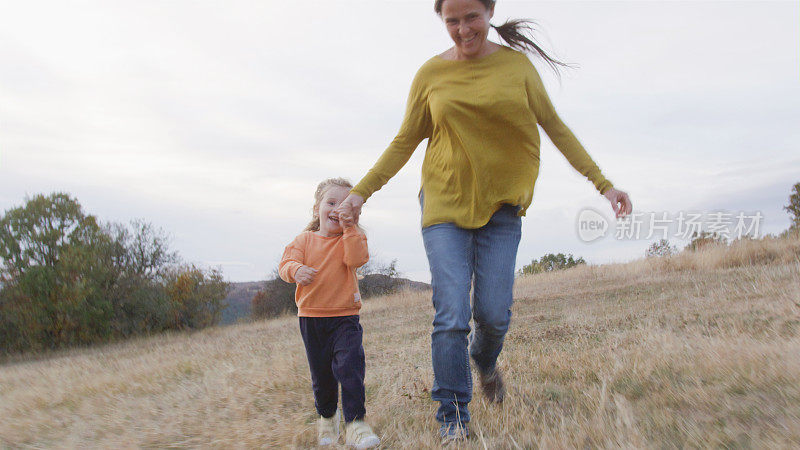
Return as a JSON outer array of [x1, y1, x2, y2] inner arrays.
[[421, 199, 522, 426]]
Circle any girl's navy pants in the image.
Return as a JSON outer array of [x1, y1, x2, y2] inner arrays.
[[299, 315, 366, 422]]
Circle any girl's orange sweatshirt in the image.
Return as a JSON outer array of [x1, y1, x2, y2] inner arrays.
[[278, 227, 369, 317]]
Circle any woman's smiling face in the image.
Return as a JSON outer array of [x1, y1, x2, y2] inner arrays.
[[440, 0, 494, 60]]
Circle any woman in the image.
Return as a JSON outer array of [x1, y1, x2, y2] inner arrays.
[[336, 0, 632, 442]]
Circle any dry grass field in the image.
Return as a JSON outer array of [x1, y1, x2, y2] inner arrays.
[[2, 235, 799, 448]]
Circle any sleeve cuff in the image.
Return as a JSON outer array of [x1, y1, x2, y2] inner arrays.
[[343, 226, 363, 236], [350, 186, 371, 203], [598, 180, 614, 195]]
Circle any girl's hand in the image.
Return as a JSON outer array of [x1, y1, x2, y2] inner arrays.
[[339, 211, 356, 229], [335, 193, 365, 227], [603, 188, 633, 219], [294, 265, 318, 286]]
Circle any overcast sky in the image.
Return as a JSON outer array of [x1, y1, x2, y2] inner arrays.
[[2, 1, 798, 283]]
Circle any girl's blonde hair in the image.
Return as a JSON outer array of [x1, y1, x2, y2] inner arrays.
[[304, 177, 354, 232]]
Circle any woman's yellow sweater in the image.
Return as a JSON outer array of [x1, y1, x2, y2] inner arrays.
[[351, 46, 614, 229]]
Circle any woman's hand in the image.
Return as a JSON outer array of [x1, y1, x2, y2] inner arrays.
[[294, 265, 318, 286], [335, 193, 365, 228], [603, 188, 632, 219]]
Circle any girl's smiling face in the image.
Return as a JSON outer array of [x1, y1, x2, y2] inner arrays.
[[316, 185, 351, 236], [440, 0, 494, 60]]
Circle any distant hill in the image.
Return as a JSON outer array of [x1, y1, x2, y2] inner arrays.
[[220, 276, 430, 325], [220, 281, 265, 325]]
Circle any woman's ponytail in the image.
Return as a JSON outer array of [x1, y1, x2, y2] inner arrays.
[[492, 20, 572, 75]]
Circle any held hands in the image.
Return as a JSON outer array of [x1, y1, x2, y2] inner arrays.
[[334, 193, 365, 228], [294, 265, 318, 286], [339, 213, 355, 229], [603, 188, 633, 219]]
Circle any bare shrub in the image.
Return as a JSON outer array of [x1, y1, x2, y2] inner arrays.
[[251, 270, 296, 320], [645, 239, 678, 258]]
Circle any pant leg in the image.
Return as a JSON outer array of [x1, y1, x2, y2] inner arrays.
[[330, 316, 367, 423], [299, 317, 338, 418], [470, 205, 522, 373], [422, 221, 475, 426]]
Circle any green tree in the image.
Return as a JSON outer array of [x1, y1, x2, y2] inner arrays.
[[101, 220, 179, 336], [0, 193, 111, 349], [0, 193, 229, 354], [163, 265, 229, 329], [0, 192, 90, 281], [518, 252, 586, 276], [784, 182, 800, 230], [122, 219, 178, 279]]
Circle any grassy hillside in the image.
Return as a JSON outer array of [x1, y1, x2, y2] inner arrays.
[[1, 235, 799, 448]]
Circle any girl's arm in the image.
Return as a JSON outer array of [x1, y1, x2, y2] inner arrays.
[[342, 226, 369, 268], [278, 234, 306, 283]]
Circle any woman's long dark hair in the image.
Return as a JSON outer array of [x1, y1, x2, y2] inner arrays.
[[434, 0, 572, 74]]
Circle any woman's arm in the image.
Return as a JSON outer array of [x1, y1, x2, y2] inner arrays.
[[524, 60, 631, 217], [525, 64, 613, 194], [337, 65, 434, 221]]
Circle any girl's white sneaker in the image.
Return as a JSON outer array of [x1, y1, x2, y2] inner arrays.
[[345, 420, 380, 449], [317, 410, 340, 446]]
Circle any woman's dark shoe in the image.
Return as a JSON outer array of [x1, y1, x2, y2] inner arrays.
[[478, 367, 505, 403], [440, 422, 469, 445]]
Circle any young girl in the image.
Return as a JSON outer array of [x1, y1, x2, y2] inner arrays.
[[278, 177, 380, 449]]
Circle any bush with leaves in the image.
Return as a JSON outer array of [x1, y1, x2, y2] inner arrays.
[[0, 193, 230, 354], [357, 258, 398, 279], [645, 239, 679, 258], [518, 253, 586, 276], [784, 182, 800, 231], [251, 269, 296, 320], [358, 257, 403, 298], [163, 265, 228, 330]]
